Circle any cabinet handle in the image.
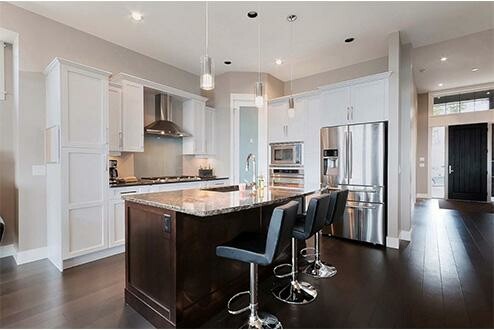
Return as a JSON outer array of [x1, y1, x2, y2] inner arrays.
[[119, 132, 123, 149], [351, 106, 354, 121], [346, 107, 349, 121]]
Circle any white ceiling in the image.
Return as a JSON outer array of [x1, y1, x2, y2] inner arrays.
[[412, 29, 494, 93], [13, 1, 494, 91]]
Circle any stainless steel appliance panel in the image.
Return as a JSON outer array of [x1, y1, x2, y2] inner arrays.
[[347, 122, 386, 187], [270, 142, 303, 166], [269, 167, 304, 190], [335, 184, 384, 203], [354, 202, 385, 245], [321, 126, 348, 187], [330, 205, 359, 241]]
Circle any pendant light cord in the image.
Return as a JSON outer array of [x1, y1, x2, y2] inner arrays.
[[205, 1, 209, 56], [258, 2, 261, 82], [289, 18, 293, 97]]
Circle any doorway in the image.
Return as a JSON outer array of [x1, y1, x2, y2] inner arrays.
[[430, 126, 446, 198], [238, 106, 258, 184], [448, 123, 488, 201]]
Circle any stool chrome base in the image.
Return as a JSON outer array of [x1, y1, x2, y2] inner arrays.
[[272, 280, 317, 305], [303, 259, 337, 278], [241, 312, 283, 329]]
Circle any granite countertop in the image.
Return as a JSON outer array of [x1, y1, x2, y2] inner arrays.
[[109, 176, 229, 188], [123, 187, 317, 217]]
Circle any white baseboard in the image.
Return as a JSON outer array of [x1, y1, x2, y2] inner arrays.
[[400, 228, 412, 241], [62, 245, 124, 270], [0, 244, 16, 258], [386, 236, 400, 249], [416, 193, 429, 199], [14, 246, 48, 265]]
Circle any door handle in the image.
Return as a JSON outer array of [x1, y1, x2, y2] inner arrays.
[[448, 165, 454, 174]]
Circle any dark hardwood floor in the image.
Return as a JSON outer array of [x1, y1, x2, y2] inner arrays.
[[1, 199, 492, 328]]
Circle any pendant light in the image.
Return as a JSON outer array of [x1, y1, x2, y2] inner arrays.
[[200, 1, 214, 90], [254, 11, 264, 108], [287, 14, 297, 118]]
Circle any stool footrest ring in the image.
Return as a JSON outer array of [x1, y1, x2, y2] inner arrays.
[[300, 247, 317, 259], [273, 263, 293, 279], [227, 290, 250, 315]]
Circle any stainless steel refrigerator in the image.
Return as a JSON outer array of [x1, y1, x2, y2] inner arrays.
[[321, 122, 387, 245]]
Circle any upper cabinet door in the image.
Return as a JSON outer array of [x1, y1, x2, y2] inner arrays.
[[205, 107, 215, 155], [349, 79, 387, 124], [109, 85, 122, 152], [268, 102, 288, 143], [286, 98, 306, 142], [182, 99, 206, 155], [61, 65, 108, 148], [320, 87, 350, 128], [122, 81, 144, 152]]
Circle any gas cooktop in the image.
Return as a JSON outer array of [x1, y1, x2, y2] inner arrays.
[[140, 176, 204, 184]]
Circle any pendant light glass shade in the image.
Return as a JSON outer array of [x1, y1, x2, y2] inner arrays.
[[255, 81, 264, 108], [288, 96, 295, 118], [200, 55, 214, 90]]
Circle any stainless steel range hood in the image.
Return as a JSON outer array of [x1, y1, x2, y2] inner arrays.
[[144, 94, 191, 137]]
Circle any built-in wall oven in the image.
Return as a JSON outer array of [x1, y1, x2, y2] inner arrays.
[[270, 142, 303, 166], [269, 167, 304, 190]]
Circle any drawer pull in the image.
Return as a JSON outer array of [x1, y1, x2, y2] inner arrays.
[[120, 191, 137, 195]]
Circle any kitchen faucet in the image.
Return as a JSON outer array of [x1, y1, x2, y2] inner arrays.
[[245, 153, 257, 192]]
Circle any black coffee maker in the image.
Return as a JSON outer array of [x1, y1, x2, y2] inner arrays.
[[109, 160, 119, 184]]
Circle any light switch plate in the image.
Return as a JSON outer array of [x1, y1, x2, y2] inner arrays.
[[419, 163, 425, 168], [419, 157, 425, 162], [32, 165, 46, 176]]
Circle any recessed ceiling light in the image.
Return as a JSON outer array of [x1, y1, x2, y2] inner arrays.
[[440, 57, 448, 62], [471, 68, 479, 72], [345, 37, 355, 43], [131, 12, 143, 21], [275, 59, 283, 65], [247, 11, 258, 18], [438, 83, 443, 87], [224, 60, 232, 65]]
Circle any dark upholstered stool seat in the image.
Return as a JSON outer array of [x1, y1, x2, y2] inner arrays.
[[216, 200, 299, 329], [216, 232, 269, 265]]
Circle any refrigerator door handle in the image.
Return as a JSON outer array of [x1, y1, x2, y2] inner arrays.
[[344, 131, 348, 179], [349, 131, 353, 179]]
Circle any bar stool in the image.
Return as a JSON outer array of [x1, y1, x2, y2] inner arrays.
[[216, 200, 299, 329], [272, 194, 331, 304], [301, 190, 348, 278]]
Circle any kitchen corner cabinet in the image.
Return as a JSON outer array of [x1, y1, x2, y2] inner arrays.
[[109, 84, 123, 152], [268, 98, 305, 143], [44, 58, 111, 271], [320, 75, 389, 127], [182, 100, 215, 155]]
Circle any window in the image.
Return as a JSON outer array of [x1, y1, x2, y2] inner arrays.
[[433, 89, 493, 116]]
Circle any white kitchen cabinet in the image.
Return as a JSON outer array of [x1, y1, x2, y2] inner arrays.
[[109, 84, 122, 152], [45, 58, 111, 271], [122, 80, 144, 152], [320, 87, 350, 127], [183, 100, 215, 155], [268, 99, 305, 143], [319, 73, 389, 127], [108, 185, 150, 247], [349, 78, 387, 123]]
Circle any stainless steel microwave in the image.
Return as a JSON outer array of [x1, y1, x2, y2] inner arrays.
[[270, 142, 303, 166]]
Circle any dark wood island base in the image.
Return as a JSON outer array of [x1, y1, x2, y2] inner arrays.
[[124, 194, 305, 328]]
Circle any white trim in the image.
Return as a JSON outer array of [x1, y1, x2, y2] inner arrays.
[[431, 82, 494, 99], [0, 244, 15, 258], [14, 247, 48, 265], [229, 93, 268, 185], [44, 57, 111, 77], [399, 229, 412, 242], [112, 72, 207, 102], [269, 89, 320, 104], [386, 236, 400, 249], [62, 245, 124, 270], [416, 193, 429, 198]]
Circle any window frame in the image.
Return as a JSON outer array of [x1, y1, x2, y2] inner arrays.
[[430, 84, 494, 118]]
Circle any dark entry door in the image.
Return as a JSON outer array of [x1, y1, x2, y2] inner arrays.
[[448, 123, 487, 201]]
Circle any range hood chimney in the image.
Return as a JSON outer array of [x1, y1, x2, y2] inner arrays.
[[144, 94, 190, 137]]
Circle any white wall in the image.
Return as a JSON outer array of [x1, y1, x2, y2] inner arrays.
[[284, 57, 388, 95], [0, 3, 200, 252]]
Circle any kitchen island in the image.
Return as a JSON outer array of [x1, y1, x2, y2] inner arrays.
[[123, 187, 314, 328]]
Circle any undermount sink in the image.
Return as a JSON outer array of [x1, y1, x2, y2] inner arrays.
[[202, 185, 239, 192]]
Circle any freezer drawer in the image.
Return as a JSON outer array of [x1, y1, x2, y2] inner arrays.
[[336, 184, 384, 203], [329, 201, 385, 245]]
